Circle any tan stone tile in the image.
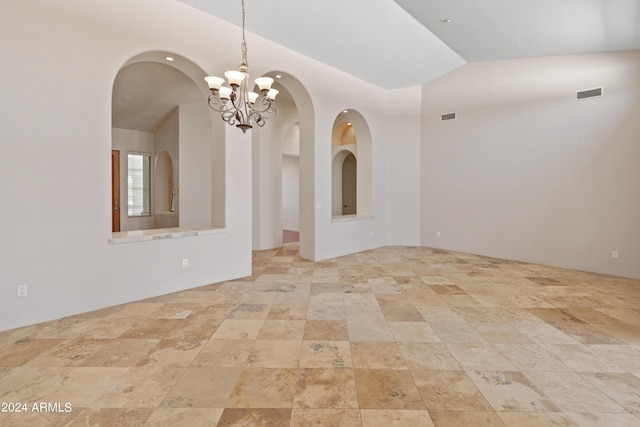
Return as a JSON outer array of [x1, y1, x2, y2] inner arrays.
[[466, 370, 560, 412], [497, 412, 575, 426], [307, 305, 346, 320], [24, 338, 109, 367], [354, 369, 424, 410], [211, 319, 264, 340], [378, 303, 426, 322], [228, 304, 271, 320], [471, 322, 534, 344], [268, 304, 308, 319], [388, 322, 440, 342], [416, 307, 465, 322], [95, 367, 184, 408], [421, 276, 454, 285], [227, 368, 301, 408], [161, 367, 242, 408], [513, 321, 580, 345], [567, 412, 640, 426], [118, 318, 185, 340], [346, 317, 394, 342], [0, 339, 64, 367], [350, 342, 407, 369], [580, 372, 640, 416], [80, 338, 159, 367], [291, 408, 361, 427], [303, 320, 349, 341], [294, 368, 358, 409], [240, 292, 278, 305], [191, 339, 253, 367], [412, 369, 492, 412], [0, 367, 73, 402], [587, 344, 640, 372], [524, 371, 627, 413], [429, 410, 506, 426], [144, 408, 224, 427], [104, 302, 164, 319], [541, 344, 626, 372], [217, 408, 292, 427], [446, 343, 517, 371], [37, 367, 130, 407], [309, 293, 344, 306], [258, 320, 305, 340], [493, 344, 568, 372], [135, 338, 206, 368], [299, 341, 352, 369], [272, 292, 310, 306], [247, 340, 302, 368], [429, 322, 487, 343], [399, 343, 461, 370], [148, 303, 201, 319], [360, 409, 435, 427], [80, 316, 141, 339], [165, 313, 223, 341], [58, 408, 154, 426]]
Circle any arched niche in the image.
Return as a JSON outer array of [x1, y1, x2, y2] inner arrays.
[[331, 109, 372, 218], [251, 71, 316, 260], [111, 51, 225, 233], [154, 150, 177, 228]]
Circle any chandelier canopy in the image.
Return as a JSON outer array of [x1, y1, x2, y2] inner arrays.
[[204, 0, 278, 133]]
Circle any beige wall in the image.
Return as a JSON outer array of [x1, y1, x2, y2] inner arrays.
[[421, 51, 640, 279]]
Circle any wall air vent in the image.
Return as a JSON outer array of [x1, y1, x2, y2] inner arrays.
[[576, 87, 603, 100], [441, 112, 456, 121]]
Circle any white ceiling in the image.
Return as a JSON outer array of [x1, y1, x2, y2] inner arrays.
[[113, 0, 640, 131], [179, 0, 640, 89]]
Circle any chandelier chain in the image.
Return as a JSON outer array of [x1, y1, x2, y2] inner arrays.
[[241, 0, 248, 66]]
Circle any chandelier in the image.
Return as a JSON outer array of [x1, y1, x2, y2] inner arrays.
[[204, 0, 278, 133]]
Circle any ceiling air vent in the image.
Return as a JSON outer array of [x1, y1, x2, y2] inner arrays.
[[441, 112, 456, 121], [576, 87, 603, 100]]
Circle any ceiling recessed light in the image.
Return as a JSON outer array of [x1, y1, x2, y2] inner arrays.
[[165, 56, 175, 62], [442, 18, 452, 23]]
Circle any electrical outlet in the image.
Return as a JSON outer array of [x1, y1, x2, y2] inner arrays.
[[612, 250, 619, 259], [17, 284, 27, 297], [182, 258, 189, 268]]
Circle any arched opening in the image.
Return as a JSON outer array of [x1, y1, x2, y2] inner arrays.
[[252, 71, 315, 260], [282, 122, 300, 243], [111, 51, 225, 233], [331, 109, 372, 218]]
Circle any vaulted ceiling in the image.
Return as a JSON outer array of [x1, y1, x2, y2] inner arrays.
[[113, 0, 640, 130], [179, 0, 640, 89]]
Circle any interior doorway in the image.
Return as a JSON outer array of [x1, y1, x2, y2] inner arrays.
[[111, 150, 120, 232], [342, 152, 357, 215]]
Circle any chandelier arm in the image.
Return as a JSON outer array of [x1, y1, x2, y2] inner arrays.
[[246, 97, 275, 115]]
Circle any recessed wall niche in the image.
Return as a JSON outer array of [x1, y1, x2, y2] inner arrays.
[[331, 109, 372, 218], [111, 51, 225, 233]]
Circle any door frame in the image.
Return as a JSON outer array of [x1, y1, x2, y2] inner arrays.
[[111, 150, 120, 232]]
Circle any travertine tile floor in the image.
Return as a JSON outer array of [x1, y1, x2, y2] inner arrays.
[[1, 244, 640, 426]]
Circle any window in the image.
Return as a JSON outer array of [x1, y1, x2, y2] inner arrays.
[[127, 153, 151, 216]]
